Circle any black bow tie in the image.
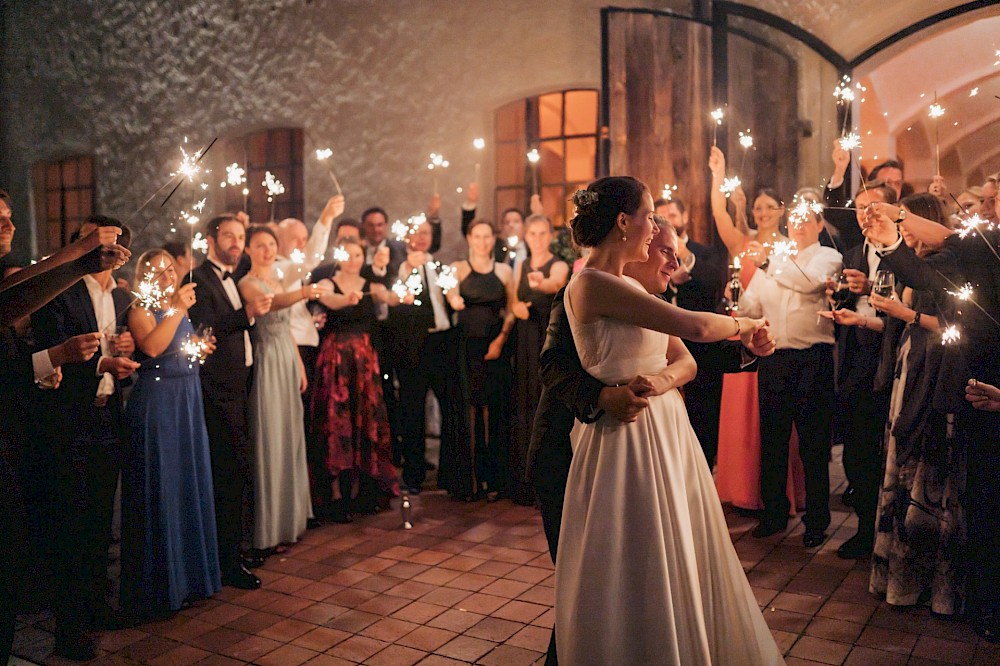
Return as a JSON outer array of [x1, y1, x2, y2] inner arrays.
[[220, 271, 233, 281]]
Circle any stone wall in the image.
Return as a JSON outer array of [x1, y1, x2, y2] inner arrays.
[[0, 0, 687, 263]]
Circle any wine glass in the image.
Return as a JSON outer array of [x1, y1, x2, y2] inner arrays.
[[829, 272, 850, 310], [873, 270, 895, 299], [195, 324, 214, 343], [107, 325, 128, 357]]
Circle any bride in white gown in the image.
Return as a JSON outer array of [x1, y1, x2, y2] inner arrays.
[[555, 177, 785, 665]]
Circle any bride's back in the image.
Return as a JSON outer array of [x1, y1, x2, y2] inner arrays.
[[565, 269, 669, 385]]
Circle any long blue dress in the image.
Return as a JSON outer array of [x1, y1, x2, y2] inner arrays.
[[121, 312, 221, 613]]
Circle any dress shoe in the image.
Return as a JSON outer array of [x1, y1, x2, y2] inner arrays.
[[307, 517, 321, 530], [241, 550, 267, 569], [222, 562, 261, 590], [841, 486, 856, 508], [54, 628, 97, 661], [836, 532, 873, 559], [751, 519, 787, 539], [803, 529, 826, 548]]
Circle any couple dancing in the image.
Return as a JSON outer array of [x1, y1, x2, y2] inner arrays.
[[555, 177, 784, 664]]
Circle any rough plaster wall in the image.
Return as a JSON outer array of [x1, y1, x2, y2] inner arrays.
[[0, 0, 686, 263]]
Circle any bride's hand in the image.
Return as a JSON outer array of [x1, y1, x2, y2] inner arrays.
[[634, 374, 670, 397]]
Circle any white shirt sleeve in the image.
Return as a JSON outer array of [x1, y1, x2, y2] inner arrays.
[[875, 234, 905, 256], [769, 247, 842, 295], [738, 271, 765, 319], [32, 348, 56, 383]]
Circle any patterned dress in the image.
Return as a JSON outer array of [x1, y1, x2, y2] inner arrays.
[[311, 281, 399, 510]]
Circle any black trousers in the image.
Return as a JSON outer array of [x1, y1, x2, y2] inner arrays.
[[201, 372, 252, 571], [685, 369, 725, 469], [44, 399, 122, 633], [533, 441, 570, 666], [758, 345, 834, 531], [396, 329, 471, 495], [837, 387, 887, 539], [963, 404, 1000, 618], [0, 459, 27, 662]]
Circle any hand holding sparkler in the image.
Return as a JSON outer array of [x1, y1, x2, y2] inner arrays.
[[829, 138, 851, 187], [428, 193, 442, 219], [315, 148, 344, 196], [743, 240, 767, 268], [49, 332, 103, 367], [966, 379, 1000, 412], [319, 195, 346, 226], [244, 292, 274, 319], [170, 282, 198, 313], [372, 246, 391, 272], [860, 203, 899, 246]]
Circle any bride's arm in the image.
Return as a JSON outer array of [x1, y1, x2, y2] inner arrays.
[[642, 336, 697, 396], [572, 270, 762, 342]]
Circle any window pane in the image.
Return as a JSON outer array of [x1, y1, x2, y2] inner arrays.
[[64, 190, 79, 219], [47, 192, 61, 221], [79, 189, 93, 217], [78, 157, 93, 185], [565, 137, 596, 182], [249, 134, 267, 164], [541, 185, 565, 227], [270, 130, 291, 164], [61, 160, 77, 187], [539, 140, 564, 184], [564, 90, 598, 136], [538, 93, 563, 139], [47, 164, 60, 189], [496, 100, 525, 142], [496, 142, 525, 186], [496, 187, 525, 217]]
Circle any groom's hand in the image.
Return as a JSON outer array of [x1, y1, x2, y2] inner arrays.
[[597, 381, 649, 423]]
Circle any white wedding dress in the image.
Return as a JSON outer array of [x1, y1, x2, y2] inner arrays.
[[555, 271, 784, 665]]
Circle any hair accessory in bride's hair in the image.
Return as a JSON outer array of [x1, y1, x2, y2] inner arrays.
[[571, 189, 599, 215]]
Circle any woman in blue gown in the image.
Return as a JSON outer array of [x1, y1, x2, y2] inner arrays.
[[120, 249, 221, 616]]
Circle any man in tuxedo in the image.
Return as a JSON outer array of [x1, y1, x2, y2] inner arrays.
[[657, 197, 728, 467], [29, 215, 139, 659], [828, 184, 896, 559], [385, 219, 471, 497], [185, 214, 272, 590], [527, 221, 774, 665]]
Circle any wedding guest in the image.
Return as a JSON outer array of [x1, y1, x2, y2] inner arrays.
[[447, 219, 514, 501], [162, 240, 193, 278], [823, 182, 897, 559], [185, 214, 272, 590], [709, 146, 807, 517], [0, 199, 128, 664], [386, 220, 471, 497], [739, 195, 842, 548], [857, 195, 969, 618], [658, 196, 727, 467], [120, 250, 220, 618], [508, 214, 568, 504], [311, 240, 401, 522], [30, 215, 139, 658], [239, 225, 324, 554]]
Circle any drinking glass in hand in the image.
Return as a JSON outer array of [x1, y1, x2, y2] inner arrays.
[[107, 326, 128, 357], [196, 324, 214, 343], [830, 272, 851, 309], [873, 270, 895, 298]]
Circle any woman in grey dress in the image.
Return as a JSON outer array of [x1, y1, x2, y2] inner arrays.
[[239, 225, 330, 552]]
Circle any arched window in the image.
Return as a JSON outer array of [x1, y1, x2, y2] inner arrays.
[[494, 89, 599, 227]]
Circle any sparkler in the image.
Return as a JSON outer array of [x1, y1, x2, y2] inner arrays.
[[661, 184, 678, 201], [833, 75, 856, 137], [192, 232, 208, 254], [788, 198, 824, 229], [435, 263, 458, 293], [838, 132, 861, 152], [427, 153, 450, 194], [720, 176, 741, 198], [263, 171, 285, 222], [473, 138, 485, 183], [133, 258, 176, 313], [181, 333, 211, 365], [941, 324, 961, 345], [160, 137, 217, 211], [182, 197, 205, 282], [391, 270, 424, 305], [526, 149, 541, 196], [710, 108, 724, 146], [928, 95, 945, 175], [220, 162, 249, 210], [947, 283, 975, 301], [315, 148, 344, 196], [332, 245, 350, 263], [289, 248, 306, 265], [392, 213, 427, 243], [738, 130, 754, 175]]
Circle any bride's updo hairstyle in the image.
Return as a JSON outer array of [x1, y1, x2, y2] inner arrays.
[[568, 176, 648, 248]]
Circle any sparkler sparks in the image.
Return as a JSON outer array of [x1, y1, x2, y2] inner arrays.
[[941, 325, 961, 345], [315, 148, 333, 161], [392, 213, 427, 242], [947, 283, 975, 301], [172, 143, 203, 183], [767, 239, 799, 260], [710, 108, 724, 125], [720, 176, 741, 198], [928, 103, 946, 119], [661, 184, 678, 201], [263, 171, 285, 202], [956, 214, 989, 239], [392, 270, 425, 305], [181, 334, 210, 365], [473, 137, 486, 150], [289, 248, 306, 264], [133, 259, 176, 311], [833, 81, 856, 103], [427, 153, 450, 170], [970, 87, 980, 97], [738, 131, 754, 149], [332, 246, 350, 263], [435, 263, 458, 293], [788, 198, 824, 228], [192, 233, 208, 254], [838, 132, 862, 151]]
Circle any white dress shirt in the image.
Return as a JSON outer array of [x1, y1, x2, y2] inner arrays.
[[399, 257, 451, 332], [274, 221, 332, 347], [740, 242, 842, 350], [209, 259, 253, 367]]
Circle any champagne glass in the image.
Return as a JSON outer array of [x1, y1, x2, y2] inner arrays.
[[195, 324, 214, 343], [873, 270, 895, 298]]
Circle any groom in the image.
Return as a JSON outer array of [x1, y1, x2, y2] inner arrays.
[[527, 219, 775, 665]]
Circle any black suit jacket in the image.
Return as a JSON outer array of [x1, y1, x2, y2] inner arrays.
[[833, 244, 884, 396], [823, 183, 865, 253], [31, 279, 132, 427], [185, 260, 253, 394], [675, 240, 725, 314]]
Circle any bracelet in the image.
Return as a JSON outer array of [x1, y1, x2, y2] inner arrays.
[[912, 312, 922, 327], [859, 317, 868, 329], [733, 318, 741, 337]]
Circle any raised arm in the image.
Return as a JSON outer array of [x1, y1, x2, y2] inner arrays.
[[709, 146, 748, 259], [128, 284, 195, 358], [571, 270, 761, 343]]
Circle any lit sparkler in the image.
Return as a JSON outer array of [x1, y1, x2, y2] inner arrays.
[[435, 263, 458, 293], [473, 138, 485, 182], [941, 325, 961, 345], [788, 198, 824, 228], [263, 171, 285, 221], [720, 176, 741, 198], [392, 270, 425, 306], [838, 132, 861, 151], [133, 259, 176, 312], [710, 108, 724, 146], [527, 149, 540, 195], [391, 219, 411, 242], [181, 333, 211, 365], [738, 130, 754, 174], [428, 152, 450, 194], [661, 184, 678, 201], [929, 96, 945, 175], [767, 239, 799, 260], [315, 147, 344, 195], [289, 248, 306, 264], [332, 245, 350, 263], [192, 232, 208, 254], [947, 283, 975, 301]]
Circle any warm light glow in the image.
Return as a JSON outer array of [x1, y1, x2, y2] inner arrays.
[[526, 149, 540, 164], [333, 246, 350, 263], [720, 176, 741, 198], [928, 104, 945, 119], [473, 138, 486, 150], [710, 108, 724, 125], [738, 131, 753, 149], [315, 148, 333, 160], [263, 171, 285, 202], [838, 133, 862, 151], [941, 325, 961, 345]]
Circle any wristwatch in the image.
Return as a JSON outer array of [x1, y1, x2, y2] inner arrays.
[[912, 312, 922, 327], [895, 208, 907, 224]]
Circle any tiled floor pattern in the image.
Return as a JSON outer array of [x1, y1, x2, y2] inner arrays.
[[11, 455, 1000, 666]]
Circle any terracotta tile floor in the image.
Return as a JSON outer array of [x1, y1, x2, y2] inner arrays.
[[11, 450, 1000, 666]]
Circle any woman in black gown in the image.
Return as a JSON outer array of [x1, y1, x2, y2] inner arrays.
[[508, 214, 568, 504], [447, 219, 514, 501]]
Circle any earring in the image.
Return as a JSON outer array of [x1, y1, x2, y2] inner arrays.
[[621, 231, 627, 242]]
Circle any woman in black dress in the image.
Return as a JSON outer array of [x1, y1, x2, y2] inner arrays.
[[508, 214, 569, 504], [447, 219, 515, 501]]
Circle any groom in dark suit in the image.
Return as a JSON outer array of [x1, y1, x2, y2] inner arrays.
[[527, 221, 774, 665], [186, 214, 272, 590], [29, 215, 140, 659]]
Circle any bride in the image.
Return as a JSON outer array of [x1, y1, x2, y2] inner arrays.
[[556, 177, 784, 665]]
